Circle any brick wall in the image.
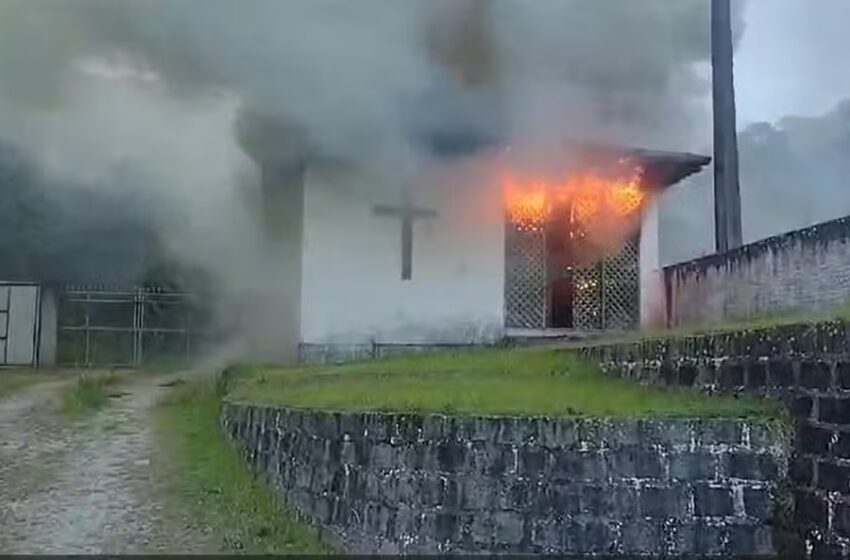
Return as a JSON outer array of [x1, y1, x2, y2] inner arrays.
[[579, 320, 850, 556], [222, 403, 789, 555], [665, 216, 850, 327]]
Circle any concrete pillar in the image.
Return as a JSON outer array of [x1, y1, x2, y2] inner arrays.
[[37, 286, 58, 366], [236, 110, 308, 363], [639, 201, 665, 328]]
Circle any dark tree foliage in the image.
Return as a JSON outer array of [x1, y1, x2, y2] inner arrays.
[[0, 140, 176, 287], [0, 142, 58, 281]]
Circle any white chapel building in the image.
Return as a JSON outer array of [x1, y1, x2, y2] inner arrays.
[[240, 117, 709, 363]]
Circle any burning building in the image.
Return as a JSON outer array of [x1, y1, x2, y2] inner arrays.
[[229, 0, 712, 363], [240, 111, 709, 363], [0, 0, 726, 365], [501, 147, 709, 334]]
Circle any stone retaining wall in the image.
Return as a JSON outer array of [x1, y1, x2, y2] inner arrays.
[[579, 320, 850, 556], [222, 403, 790, 555]]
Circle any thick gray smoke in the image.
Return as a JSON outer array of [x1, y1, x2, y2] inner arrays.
[[0, 1, 724, 157], [661, 98, 850, 265], [0, 0, 727, 359]]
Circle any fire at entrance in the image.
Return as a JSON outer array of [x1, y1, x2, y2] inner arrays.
[[503, 163, 644, 331]]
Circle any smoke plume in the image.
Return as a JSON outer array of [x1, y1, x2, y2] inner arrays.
[[0, 0, 729, 359], [661, 98, 850, 265]]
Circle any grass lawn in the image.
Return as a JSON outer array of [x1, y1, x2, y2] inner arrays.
[[154, 379, 331, 554], [228, 348, 781, 419]]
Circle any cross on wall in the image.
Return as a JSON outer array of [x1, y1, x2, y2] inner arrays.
[[373, 189, 438, 281]]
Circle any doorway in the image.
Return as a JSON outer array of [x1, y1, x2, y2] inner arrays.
[[504, 218, 640, 331]]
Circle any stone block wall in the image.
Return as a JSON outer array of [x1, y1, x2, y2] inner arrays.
[[579, 320, 850, 556], [665, 215, 850, 327], [222, 403, 789, 555]]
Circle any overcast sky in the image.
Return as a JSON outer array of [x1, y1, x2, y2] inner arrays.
[[736, 0, 850, 126], [659, 0, 850, 265]]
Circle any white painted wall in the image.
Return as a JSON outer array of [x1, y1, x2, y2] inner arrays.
[[639, 201, 665, 328], [300, 164, 505, 345]]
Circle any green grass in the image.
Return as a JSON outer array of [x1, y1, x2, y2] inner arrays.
[[228, 349, 780, 419], [61, 371, 120, 417], [154, 380, 331, 554]]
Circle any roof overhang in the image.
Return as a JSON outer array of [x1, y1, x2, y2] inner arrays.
[[578, 145, 712, 190], [420, 130, 711, 190]]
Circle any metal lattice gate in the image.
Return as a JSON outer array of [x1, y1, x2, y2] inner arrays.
[[504, 226, 548, 328], [504, 224, 640, 330], [573, 234, 640, 330], [57, 286, 204, 366]]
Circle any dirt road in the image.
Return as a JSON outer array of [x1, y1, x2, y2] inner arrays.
[[0, 373, 213, 554]]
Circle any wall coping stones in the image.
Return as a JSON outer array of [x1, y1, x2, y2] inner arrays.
[[578, 319, 850, 362], [225, 400, 788, 447]]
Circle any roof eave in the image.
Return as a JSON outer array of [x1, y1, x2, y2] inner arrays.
[[624, 148, 712, 190]]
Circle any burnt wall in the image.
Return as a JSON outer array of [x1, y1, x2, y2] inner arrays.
[[222, 403, 789, 555], [579, 320, 850, 556], [665, 215, 850, 327]]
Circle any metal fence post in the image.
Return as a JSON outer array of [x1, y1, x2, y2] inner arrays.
[[84, 293, 91, 366], [133, 288, 145, 366]]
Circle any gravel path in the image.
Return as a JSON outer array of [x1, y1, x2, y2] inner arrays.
[[0, 373, 213, 554]]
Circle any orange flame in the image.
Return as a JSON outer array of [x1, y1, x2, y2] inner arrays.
[[503, 164, 645, 233], [502, 178, 549, 232]]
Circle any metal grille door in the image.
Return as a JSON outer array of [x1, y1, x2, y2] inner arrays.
[[504, 226, 547, 328], [573, 234, 640, 330], [505, 223, 641, 331]]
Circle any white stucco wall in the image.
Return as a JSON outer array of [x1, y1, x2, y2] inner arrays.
[[300, 164, 505, 345], [639, 200, 665, 328]]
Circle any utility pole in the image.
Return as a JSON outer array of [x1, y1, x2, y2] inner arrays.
[[711, 0, 743, 252]]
